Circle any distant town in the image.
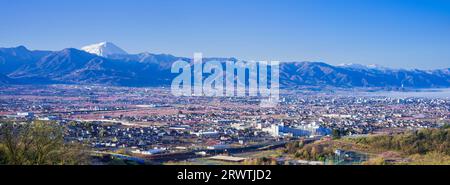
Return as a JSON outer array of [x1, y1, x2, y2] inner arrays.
[[0, 85, 448, 165]]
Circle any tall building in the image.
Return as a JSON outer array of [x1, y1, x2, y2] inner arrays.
[[266, 122, 331, 138]]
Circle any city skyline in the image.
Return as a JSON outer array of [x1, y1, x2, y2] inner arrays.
[[1, 0, 450, 69]]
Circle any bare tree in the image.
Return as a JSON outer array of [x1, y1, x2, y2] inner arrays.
[[0, 121, 89, 165]]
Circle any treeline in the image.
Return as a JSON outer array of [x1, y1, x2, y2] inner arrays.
[[284, 140, 334, 161], [351, 127, 449, 155], [0, 121, 89, 165]]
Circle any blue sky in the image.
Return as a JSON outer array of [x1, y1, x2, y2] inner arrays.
[[1, 0, 449, 69]]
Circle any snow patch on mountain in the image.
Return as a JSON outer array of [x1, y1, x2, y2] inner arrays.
[[81, 42, 128, 57]]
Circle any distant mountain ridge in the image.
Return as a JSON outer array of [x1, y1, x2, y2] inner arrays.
[[279, 62, 450, 88], [0, 43, 449, 88]]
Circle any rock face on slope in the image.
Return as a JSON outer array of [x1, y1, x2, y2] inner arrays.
[[81, 42, 128, 57]]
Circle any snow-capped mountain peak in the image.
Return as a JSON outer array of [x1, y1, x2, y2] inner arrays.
[[338, 63, 392, 71], [81, 42, 128, 57]]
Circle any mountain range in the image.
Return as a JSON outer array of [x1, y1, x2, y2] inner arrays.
[[1, 42, 449, 88]]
